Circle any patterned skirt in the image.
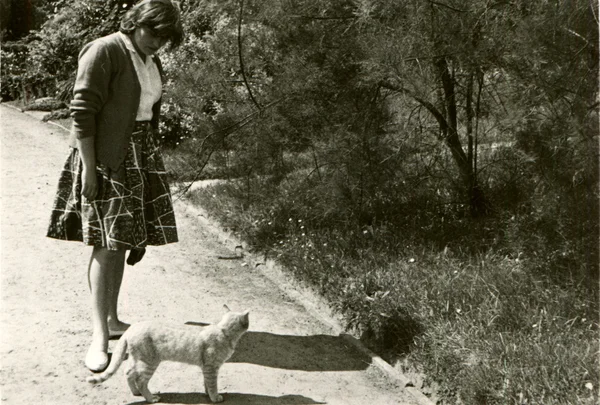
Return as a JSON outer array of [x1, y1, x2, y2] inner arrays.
[[47, 122, 178, 250]]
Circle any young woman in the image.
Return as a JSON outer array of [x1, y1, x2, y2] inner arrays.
[[47, 0, 184, 372]]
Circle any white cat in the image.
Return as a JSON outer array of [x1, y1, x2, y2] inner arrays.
[[87, 306, 249, 403]]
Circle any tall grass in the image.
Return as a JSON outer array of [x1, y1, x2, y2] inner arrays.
[[188, 172, 599, 404]]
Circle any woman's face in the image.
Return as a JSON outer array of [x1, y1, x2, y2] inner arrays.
[[132, 26, 168, 56]]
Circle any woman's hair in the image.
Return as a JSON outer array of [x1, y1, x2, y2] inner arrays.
[[120, 0, 184, 48]]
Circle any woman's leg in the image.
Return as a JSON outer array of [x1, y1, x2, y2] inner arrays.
[[86, 246, 126, 367], [106, 254, 129, 333]]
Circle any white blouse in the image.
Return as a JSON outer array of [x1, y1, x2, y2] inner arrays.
[[119, 32, 162, 121]]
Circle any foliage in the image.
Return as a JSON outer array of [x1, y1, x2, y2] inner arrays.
[[1, 0, 130, 102], [0, 41, 34, 101]]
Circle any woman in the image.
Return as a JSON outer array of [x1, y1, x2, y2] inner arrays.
[[47, 0, 184, 372]]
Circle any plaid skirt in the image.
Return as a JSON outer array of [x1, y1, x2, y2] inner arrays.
[[46, 122, 178, 250]]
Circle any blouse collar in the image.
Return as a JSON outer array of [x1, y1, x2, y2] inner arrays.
[[119, 32, 150, 64]]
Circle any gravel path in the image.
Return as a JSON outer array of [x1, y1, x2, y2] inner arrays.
[[0, 104, 421, 405]]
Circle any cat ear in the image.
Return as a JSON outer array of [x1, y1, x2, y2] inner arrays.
[[241, 311, 250, 328], [223, 304, 231, 312]]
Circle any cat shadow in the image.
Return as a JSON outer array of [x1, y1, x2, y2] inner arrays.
[[185, 323, 370, 372], [126, 392, 325, 405]]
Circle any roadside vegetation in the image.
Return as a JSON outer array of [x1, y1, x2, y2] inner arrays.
[[2, 1, 598, 403]]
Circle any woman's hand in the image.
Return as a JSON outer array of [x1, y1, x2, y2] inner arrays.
[[76, 137, 98, 201], [81, 166, 99, 201]]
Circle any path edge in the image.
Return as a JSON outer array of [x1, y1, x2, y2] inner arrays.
[[7, 103, 437, 405], [179, 200, 436, 405]]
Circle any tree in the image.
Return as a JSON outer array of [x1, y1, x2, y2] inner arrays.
[[367, 0, 597, 216]]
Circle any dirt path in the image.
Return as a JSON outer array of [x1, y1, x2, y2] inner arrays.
[[0, 104, 422, 405]]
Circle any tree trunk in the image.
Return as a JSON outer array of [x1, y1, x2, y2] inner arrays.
[[382, 63, 489, 216], [435, 57, 488, 216]]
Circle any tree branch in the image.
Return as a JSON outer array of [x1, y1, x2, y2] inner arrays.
[[380, 78, 449, 140], [237, 0, 261, 111], [172, 98, 286, 200], [428, 0, 467, 13], [288, 14, 357, 20]]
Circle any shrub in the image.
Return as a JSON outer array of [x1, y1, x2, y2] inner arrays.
[[0, 39, 56, 102], [1, 1, 130, 103]]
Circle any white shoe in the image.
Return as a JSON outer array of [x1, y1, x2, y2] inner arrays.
[[85, 349, 108, 372]]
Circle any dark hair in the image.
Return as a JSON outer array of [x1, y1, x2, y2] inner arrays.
[[120, 0, 184, 48]]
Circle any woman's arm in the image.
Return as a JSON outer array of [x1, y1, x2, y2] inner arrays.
[[70, 40, 113, 141], [77, 137, 98, 200], [70, 39, 113, 200]]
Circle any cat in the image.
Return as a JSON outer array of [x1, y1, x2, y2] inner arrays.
[[87, 306, 250, 403]]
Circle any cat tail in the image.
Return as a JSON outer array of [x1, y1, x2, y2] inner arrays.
[[86, 338, 128, 384]]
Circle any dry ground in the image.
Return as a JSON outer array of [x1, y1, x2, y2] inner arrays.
[[0, 104, 422, 405]]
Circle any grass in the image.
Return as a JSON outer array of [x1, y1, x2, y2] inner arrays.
[[186, 174, 599, 405]]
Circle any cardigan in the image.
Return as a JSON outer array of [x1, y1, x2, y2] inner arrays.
[[119, 32, 163, 121], [68, 32, 164, 171]]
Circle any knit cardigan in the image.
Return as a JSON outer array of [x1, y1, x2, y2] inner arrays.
[[68, 32, 163, 171]]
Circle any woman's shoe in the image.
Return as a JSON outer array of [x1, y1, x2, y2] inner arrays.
[[108, 323, 130, 339], [108, 328, 127, 338], [85, 349, 109, 372]]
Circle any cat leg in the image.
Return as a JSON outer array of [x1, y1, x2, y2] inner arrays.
[[137, 380, 160, 404], [125, 365, 141, 396], [134, 363, 160, 404], [203, 366, 223, 403]]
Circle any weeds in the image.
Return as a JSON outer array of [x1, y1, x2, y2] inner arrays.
[[189, 175, 599, 404]]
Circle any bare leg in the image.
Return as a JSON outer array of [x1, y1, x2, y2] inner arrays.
[[87, 247, 126, 366], [107, 256, 129, 333]]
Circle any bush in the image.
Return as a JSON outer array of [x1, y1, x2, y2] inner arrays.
[[0, 40, 52, 102], [1, 1, 130, 103]]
